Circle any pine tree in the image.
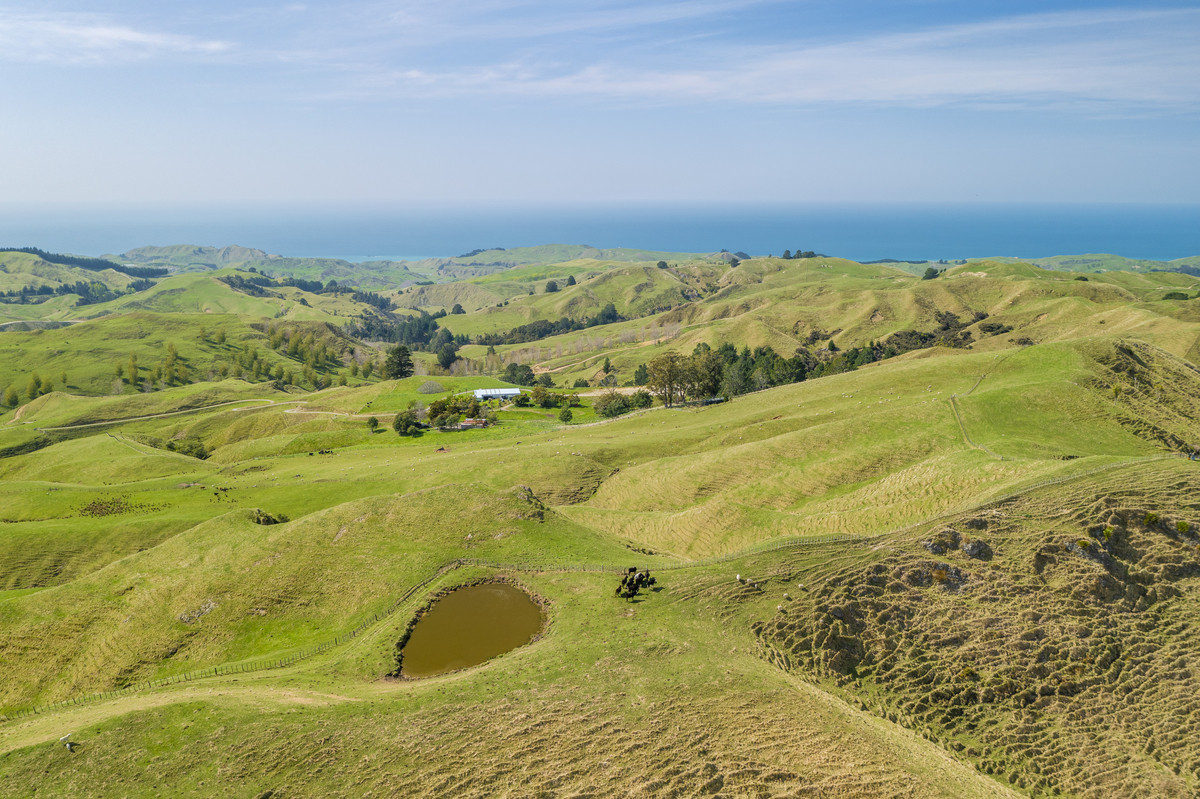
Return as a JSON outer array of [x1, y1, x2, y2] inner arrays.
[[384, 345, 414, 379]]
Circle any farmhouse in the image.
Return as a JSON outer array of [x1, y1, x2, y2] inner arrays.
[[473, 388, 522, 402]]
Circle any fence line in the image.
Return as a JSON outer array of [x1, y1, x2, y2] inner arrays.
[[1, 452, 1186, 725]]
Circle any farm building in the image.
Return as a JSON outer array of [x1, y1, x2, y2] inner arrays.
[[473, 388, 523, 402]]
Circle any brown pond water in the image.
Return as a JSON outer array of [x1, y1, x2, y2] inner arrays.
[[400, 583, 544, 678]]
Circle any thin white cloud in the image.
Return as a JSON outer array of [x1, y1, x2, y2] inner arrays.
[[335, 7, 1200, 113], [0, 12, 231, 64], [379, 0, 773, 41]]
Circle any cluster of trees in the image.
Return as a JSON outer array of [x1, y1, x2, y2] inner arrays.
[[346, 309, 468, 365], [544, 276, 577, 292], [1, 247, 166, 278], [476, 303, 626, 347], [592, 389, 653, 417], [633, 314, 982, 405], [501, 362, 557, 387], [780, 250, 820, 259], [4, 373, 57, 404], [218, 272, 395, 312], [265, 325, 347, 372], [514, 386, 581, 409], [405, 394, 501, 430], [0, 279, 154, 306]]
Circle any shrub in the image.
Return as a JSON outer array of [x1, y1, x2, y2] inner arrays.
[[593, 391, 631, 418], [573, 378, 590, 388], [166, 438, 209, 460], [629, 389, 653, 409], [417, 381, 444, 394], [558, 407, 573, 423], [1145, 512, 1160, 526], [1103, 526, 1114, 542], [251, 509, 289, 525], [1177, 520, 1191, 534]]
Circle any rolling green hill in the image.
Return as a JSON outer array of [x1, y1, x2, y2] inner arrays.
[[2, 244, 1200, 797], [113, 246, 425, 290]]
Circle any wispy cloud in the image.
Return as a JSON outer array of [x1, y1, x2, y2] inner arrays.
[[333, 7, 1200, 113], [0, 12, 231, 64], [373, 0, 773, 42]]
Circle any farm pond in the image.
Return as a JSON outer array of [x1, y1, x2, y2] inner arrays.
[[399, 582, 544, 678]]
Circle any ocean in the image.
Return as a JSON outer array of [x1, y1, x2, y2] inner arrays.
[[1, 203, 1197, 263]]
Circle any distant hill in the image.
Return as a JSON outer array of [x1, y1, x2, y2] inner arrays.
[[981, 253, 1200, 275], [112, 245, 425, 290], [406, 244, 727, 281]]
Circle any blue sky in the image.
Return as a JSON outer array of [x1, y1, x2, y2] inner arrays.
[[1, 1, 1198, 207]]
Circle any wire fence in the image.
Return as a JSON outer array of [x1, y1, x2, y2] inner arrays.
[[1, 452, 1187, 725]]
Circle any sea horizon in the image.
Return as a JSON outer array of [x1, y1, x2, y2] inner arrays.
[[2, 202, 1197, 264]]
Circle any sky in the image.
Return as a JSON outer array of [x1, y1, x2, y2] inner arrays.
[[1, 1, 1198, 208]]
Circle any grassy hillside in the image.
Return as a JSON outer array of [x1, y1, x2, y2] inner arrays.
[[3, 246, 1200, 796], [113, 246, 424, 290], [474, 256, 1200, 388]]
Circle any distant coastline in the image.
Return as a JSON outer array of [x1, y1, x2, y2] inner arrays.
[[1, 203, 1197, 264]]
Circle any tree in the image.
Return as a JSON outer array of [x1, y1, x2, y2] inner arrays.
[[367, 416, 380, 432], [729, 258, 740, 268], [782, 250, 792, 260], [646, 352, 688, 407], [2, 386, 17, 407], [566, 274, 576, 286], [656, 260, 668, 269], [602, 356, 611, 375], [383, 345, 414, 379], [558, 407, 573, 423], [545, 280, 559, 293], [503, 362, 536, 386], [690, 348, 725, 399], [451, 303, 465, 314], [922, 267, 940, 280], [393, 408, 421, 436], [632, 363, 649, 385], [534, 374, 553, 388], [629, 389, 653, 409], [437, 343, 458, 370]]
